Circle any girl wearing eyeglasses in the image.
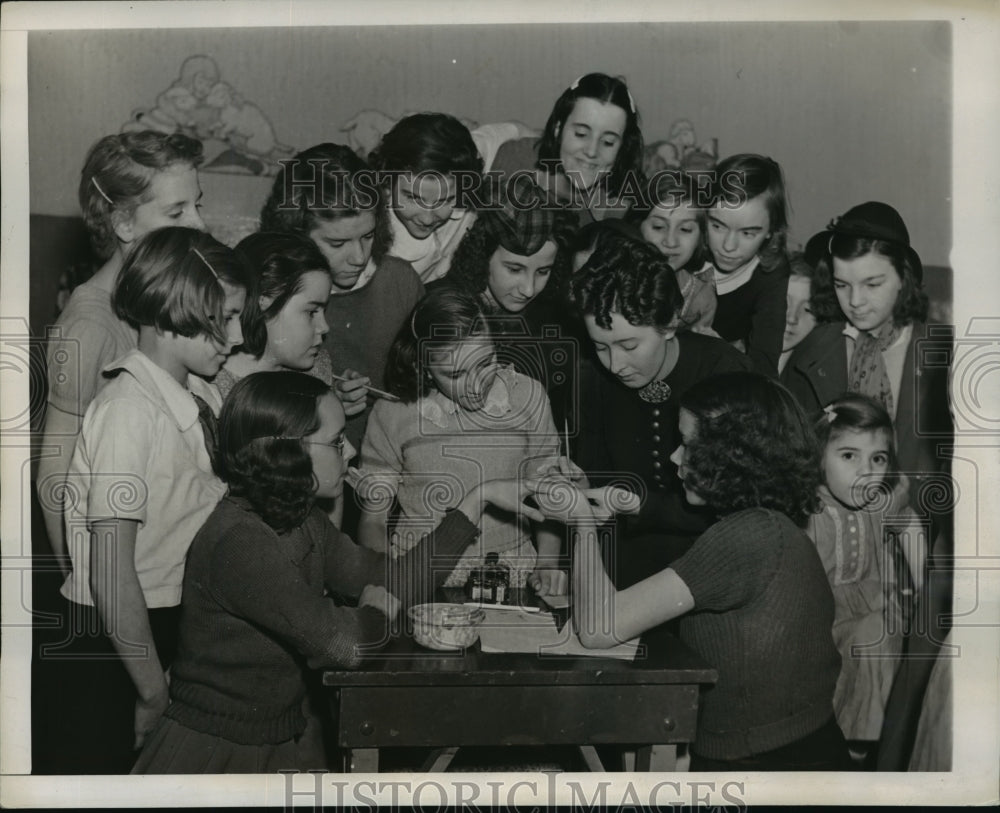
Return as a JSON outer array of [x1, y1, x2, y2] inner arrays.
[[132, 370, 547, 773]]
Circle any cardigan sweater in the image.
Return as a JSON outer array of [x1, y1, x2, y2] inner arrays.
[[671, 508, 841, 759], [165, 496, 477, 745], [712, 255, 790, 378]]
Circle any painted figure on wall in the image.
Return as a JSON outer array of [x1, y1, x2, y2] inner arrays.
[[123, 55, 295, 175]]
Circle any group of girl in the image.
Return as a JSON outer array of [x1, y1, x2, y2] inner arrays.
[[35, 70, 951, 775]]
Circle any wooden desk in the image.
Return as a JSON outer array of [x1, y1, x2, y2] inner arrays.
[[322, 623, 716, 772]]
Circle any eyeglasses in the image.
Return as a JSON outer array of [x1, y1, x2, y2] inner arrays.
[[270, 434, 348, 454]]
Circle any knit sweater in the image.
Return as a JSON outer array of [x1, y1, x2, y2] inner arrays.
[[712, 255, 790, 378], [165, 496, 477, 745], [670, 507, 841, 760], [322, 255, 424, 449]]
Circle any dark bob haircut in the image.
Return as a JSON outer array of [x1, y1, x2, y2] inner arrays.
[[369, 113, 484, 177], [218, 371, 329, 532], [384, 287, 491, 403], [234, 231, 331, 358], [626, 171, 711, 274], [680, 371, 822, 526], [80, 131, 204, 260], [536, 73, 644, 199], [259, 142, 391, 266], [112, 227, 248, 346], [571, 228, 683, 332], [710, 153, 789, 271], [808, 236, 929, 326]]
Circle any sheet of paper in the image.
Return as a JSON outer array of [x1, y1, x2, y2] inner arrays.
[[478, 609, 639, 661]]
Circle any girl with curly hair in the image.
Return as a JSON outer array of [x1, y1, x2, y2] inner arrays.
[[554, 371, 850, 771], [260, 142, 423, 449], [440, 181, 581, 428], [491, 72, 646, 225], [132, 371, 549, 773], [571, 231, 750, 586]]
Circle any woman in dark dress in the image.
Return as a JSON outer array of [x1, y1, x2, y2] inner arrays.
[[571, 231, 751, 586]]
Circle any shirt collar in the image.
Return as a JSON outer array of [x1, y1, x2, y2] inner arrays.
[[418, 365, 516, 428], [328, 256, 379, 295], [103, 349, 201, 431], [714, 255, 760, 295]]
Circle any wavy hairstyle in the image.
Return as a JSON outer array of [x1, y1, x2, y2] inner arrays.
[[680, 372, 822, 525], [112, 227, 248, 345], [369, 113, 484, 176], [446, 207, 578, 307], [535, 73, 644, 198], [808, 235, 929, 326], [570, 228, 683, 331], [218, 371, 329, 532], [710, 153, 789, 271], [384, 287, 491, 402], [234, 231, 331, 358], [79, 131, 204, 260], [259, 143, 391, 266]]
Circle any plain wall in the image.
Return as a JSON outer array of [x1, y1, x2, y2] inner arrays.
[[27, 21, 951, 263]]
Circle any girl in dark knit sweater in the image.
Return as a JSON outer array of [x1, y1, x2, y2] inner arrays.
[[133, 371, 547, 773], [545, 372, 850, 771]]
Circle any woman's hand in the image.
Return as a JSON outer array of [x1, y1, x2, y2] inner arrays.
[[134, 682, 169, 750], [529, 479, 641, 525], [334, 369, 370, 417]]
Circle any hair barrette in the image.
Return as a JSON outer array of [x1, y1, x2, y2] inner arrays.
[[823, 405, 837, 424], [192, 247, 220, 280], [90, 176, 114, 205]]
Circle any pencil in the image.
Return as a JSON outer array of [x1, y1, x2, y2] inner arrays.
[[330, 373, 400, 402]]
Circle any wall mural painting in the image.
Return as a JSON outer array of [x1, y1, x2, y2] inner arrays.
[[122, 55, 296, 175]]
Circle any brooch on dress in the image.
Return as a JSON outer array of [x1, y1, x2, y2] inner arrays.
[[638, 379, 672, 403]]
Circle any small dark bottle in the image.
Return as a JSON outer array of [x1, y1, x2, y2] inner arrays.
[[466, 552, 511, 604]]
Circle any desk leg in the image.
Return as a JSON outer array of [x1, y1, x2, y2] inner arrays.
[[635, 744, 676, 771], [348, 748, 379, 773], [420, 747, 459, 772]]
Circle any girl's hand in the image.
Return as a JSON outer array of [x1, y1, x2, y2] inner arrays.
[[538, 455, 589, 487], [335, 369, 371, 417], [359, 583, 401, 619], [134, 683, 169, 750], [458, 480, 546, 524], [528, 568, 568, 597], [587, 486, 642, 522]]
